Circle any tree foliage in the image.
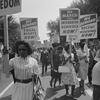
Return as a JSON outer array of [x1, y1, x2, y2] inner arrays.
[[47, 19, 60, 38], [47, 0, 100, 40], [70, 0, 100, 40], [70, 0, 100, 16], [8, 16, 21, 48]]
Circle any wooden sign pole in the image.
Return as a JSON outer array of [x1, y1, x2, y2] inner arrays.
[[3, 15, 9, 77], [4, 16, 9, 49]]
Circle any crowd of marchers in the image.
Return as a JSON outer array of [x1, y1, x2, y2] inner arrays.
[[0, 40, 100, 100], [39, 41, 100, 100]]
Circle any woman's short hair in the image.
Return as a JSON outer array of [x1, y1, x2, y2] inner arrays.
[[13, 40, 33, 55]]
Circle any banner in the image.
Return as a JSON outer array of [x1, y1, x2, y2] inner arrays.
[[0, 0, 21, 15], [20, 18, 39, 42], [79, 14, 97, 39], [59, 8, 80, 42]]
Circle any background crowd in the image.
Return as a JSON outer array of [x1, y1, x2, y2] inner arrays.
[[0, 40, 100, 100]]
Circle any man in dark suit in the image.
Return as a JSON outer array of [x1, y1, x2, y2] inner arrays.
[[40, 49, 48, 76], [50, 43, 63, 87]]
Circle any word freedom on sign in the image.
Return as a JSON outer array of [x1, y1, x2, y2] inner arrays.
[[0, 0, 20, 9]]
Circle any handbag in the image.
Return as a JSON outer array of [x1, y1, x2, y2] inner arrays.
[[33, 85, 45, 100], [32, 75, 45, 100]]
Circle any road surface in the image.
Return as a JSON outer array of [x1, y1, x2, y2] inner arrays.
[[0, 67, 93, 100]]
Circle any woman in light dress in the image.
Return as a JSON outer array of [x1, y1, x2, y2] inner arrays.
[[61, 45, 78, 98], [9, 40, 40, 100], [77, 43, 88, 95]]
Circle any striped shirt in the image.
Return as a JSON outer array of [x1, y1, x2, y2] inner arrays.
[[9, 56, 40, 80]]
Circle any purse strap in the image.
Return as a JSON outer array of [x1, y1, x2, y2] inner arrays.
[[32, 74, 43, 89]]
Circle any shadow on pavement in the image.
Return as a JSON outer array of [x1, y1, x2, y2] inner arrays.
[[0, 95, 11, 100], [45, 85, 65, 100], [52, 85, 65, 91], [45, 86, 82, 100], [53, 95, 77, 100], [45, 87, 57, 99]]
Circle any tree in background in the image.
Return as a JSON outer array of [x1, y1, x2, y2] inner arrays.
[[70, 0, 100, 40], [47, 19, 60, 40], [8, 16, 21, 49], [47, 0, 100, 41], [70, 0, 100, 16], [0, 16, 21, 49]]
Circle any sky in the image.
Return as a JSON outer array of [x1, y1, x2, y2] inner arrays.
[[16, 0, 74, 42]]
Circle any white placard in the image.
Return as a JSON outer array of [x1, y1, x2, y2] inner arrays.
[[79, 14, 97, 39], [59, 8, 80, 42], [20, 18, 39, 42]]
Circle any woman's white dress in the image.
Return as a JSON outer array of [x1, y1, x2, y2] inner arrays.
[[9, 56, 40, 100], [61, 51, 78, 85], [77, 49, 88, 80]]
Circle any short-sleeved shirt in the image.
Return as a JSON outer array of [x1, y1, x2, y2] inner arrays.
[[92, 61, 100, 85], [9, 56, 40, 80]]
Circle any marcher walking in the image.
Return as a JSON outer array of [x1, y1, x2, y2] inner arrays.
[[77, 43, 88, 95], [88, 45, 96, 87], [50, 46, 62, 88], [92, 49, 100, 100], [61, 45, 78, 98], [40, 49, 48, 76], [9, 40, 40, 100]]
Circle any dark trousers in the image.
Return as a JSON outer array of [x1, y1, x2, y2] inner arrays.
[[50, 70, 61, 87], [93, 85, 100, 100], [79, 79, 85, 91], [88, 68, 92, 84], [88, 60, 97, 84], [42, 62, 48, 75]]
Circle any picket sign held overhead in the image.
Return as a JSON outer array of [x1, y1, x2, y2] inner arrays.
[[59, 8, 80, 43], [79, 14, 97, 39], [0, 0, 22, 76], [0, 0, 21, 48], [0, 0, 21, 16], [0, 0, 21, 47], [20, 18, 39, 42]]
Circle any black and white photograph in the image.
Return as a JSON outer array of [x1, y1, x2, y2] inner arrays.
[[0, 0, 100, 100]]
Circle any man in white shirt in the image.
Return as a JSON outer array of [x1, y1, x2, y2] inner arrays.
[[92, 49, 100, 100]]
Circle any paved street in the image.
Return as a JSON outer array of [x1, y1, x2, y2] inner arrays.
[[0, 67, 93, 100]]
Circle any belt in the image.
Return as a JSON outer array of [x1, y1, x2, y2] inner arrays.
[[15, 78, 32, 83]]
